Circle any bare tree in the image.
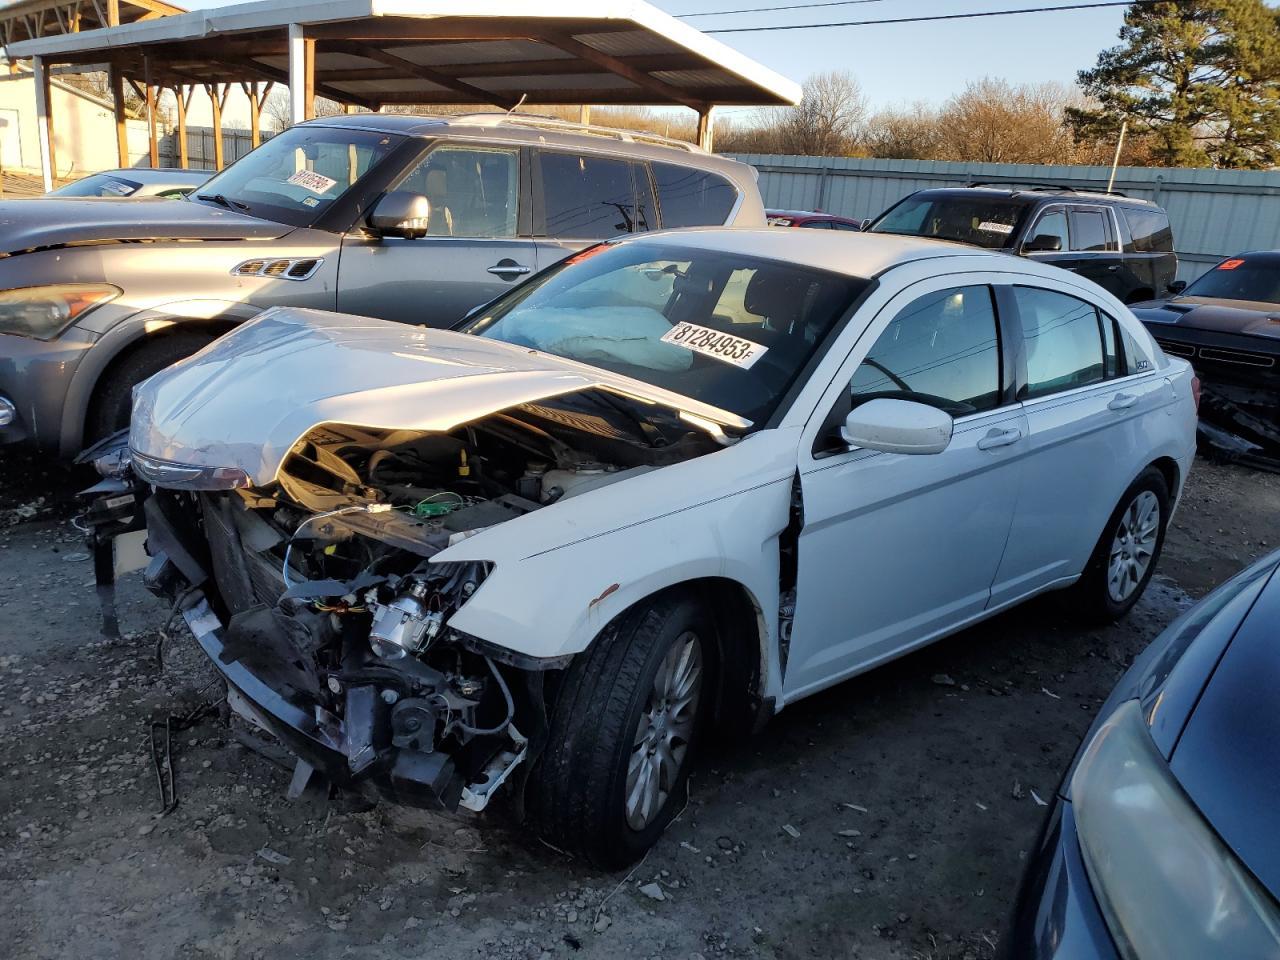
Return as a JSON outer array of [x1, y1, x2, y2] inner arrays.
[[781, 70, 866, 155], [931, 78, 1079, 164], [861, 102, 943, 159]]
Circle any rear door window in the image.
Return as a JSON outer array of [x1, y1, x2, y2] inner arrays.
[[1014, 287, 1107, 398], [538, 151, 637, 238], [1122, 207, 1173, 253], [651, 162, 738, 228], [1068, 208, 1113, 252]]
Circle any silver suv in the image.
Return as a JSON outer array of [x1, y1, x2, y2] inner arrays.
[[0, 113, 764, 455]]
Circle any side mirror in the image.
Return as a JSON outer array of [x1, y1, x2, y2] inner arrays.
[[368, 191, 431, 238], [841, 398, 953, 455], [1024, 233, 1063, 253], [1167, 279, 1188, 295]]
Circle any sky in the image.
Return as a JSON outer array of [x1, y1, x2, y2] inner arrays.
[[170, 0, 1134, 128]]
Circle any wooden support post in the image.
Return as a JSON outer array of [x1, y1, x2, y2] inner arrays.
[[578, 104, 591, 125], [206, 83, 228, 170], [241, 81, 261, 149], [106, 0, 120, 27], [304, 37, 315, 120], [146, 84, 159, 167], [696, 107, 713, 152], [175, 84, 190, 168], [33, 55, 54, 191], [110, 65, 128, 168]]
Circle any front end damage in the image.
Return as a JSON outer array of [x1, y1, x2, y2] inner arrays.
[[99, 396, 721, 813]]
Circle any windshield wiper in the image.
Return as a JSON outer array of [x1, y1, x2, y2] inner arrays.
[[196, 193, 250, 212], [580, 390, 668, 448]]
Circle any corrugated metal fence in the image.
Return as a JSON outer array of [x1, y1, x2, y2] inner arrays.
[[731, 154, 1280, 282]]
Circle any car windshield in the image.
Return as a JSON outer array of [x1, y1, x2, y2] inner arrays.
[[189, 125, 404, 226], [869, 194, 1030, 249], [54, 174, 142, 197], [463, 242, 869, 425], [1182, 257, 1280, 305]]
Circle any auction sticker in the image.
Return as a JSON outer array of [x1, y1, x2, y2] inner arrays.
[[660, 322, 768, 369], [978, 221, 1014, 234], [286, 170, 338, 195]]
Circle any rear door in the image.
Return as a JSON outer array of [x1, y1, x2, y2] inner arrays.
[[990, 282, 1170, 604], [1065, 205, 1127, 299], [337, 141, 537, 327]]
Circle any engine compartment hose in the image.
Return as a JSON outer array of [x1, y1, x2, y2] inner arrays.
[[458, 657, 515, 736]]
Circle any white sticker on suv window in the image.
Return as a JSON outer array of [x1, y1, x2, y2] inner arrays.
[[978, 221, 1014, 234], [660, 322, 768, 369], [286, 170, 338, 195]]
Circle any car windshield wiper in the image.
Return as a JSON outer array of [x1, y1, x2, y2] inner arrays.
[[580, 390, 668, 448], [196, 193, 250, 212]]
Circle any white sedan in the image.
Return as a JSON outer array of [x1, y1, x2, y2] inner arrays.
[[124, 228, 1198, 867]]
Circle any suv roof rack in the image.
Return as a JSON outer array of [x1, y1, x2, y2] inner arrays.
[[449, 113, 704, 153], [964, 181, 1138, 200]]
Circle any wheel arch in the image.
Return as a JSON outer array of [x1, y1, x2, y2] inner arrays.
[[59, 304, 258, 455]]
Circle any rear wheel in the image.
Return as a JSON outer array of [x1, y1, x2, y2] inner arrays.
[[1072, 467, 1169, 622], [87, 332, 213, 442], [531, 591, 712, 869]]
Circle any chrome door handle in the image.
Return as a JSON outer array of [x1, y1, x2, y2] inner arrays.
[[1108, 392, 1138, 411], [976, 426, 1022, 450], [487, 263, 531, 278]]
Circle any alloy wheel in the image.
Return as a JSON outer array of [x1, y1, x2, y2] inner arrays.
[[1107, 490, 1161, 603], [625, 630, 703, 831]]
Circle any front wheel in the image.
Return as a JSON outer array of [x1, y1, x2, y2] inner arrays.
[[86, 332, 214, 442], [1072, 467, 1170, 622], [531, 591, 712, 869]]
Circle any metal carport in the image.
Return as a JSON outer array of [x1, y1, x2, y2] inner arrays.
[[5, 0, 801, 190]]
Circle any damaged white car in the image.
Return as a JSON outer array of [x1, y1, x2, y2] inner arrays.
[[102, 229, 1198, 867]]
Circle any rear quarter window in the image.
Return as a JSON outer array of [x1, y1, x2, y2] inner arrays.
[[652, 162, 738, 228], [1122, 207, 1174, 253]]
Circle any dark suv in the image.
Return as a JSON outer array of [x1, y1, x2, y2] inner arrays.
[[866, 185, 1178, 304]]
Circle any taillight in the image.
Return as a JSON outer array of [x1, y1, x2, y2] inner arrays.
[[1191, 372, 1201, 411]]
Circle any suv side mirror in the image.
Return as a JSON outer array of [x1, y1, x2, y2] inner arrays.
[[1024, 233, 1063, 253], [841, 398, 953, 455], [368, 191, 431, 238], [1167, 279, 1188, 295]]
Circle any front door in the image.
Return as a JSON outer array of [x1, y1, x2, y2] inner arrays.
[[337, 143, 537, 327], [783, 280, 1026, 700]]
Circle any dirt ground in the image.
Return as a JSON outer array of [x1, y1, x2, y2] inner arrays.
[[2, 450, 1278, 960]]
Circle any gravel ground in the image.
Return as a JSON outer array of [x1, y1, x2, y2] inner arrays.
[[1, 452, 1278, 960]]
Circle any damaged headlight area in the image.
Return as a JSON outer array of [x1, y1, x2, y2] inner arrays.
[[134, 400, 715, 813]]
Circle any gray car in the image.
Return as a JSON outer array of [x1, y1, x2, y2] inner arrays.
[[0, 113, 764, 455], [49, 168, 212, 199]]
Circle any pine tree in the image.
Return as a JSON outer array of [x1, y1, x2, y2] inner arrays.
[[1069, 0, 1280, 168]]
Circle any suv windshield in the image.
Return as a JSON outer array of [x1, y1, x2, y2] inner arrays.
[[190, 125, 404, 226], [1182, 257, 1280, 305], [463, 242, 868, 425], [869, 193, 1030, 249]]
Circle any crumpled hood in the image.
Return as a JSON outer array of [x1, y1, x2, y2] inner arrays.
[[1133, 297, 1280, 341], [0, 196, 290, 253], [131, 307, 749, 486]]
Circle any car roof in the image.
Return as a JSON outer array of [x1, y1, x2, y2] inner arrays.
[[300, 112, 750, 177], [618, 226, 1012, 278], [910, 186, 1160, 209]]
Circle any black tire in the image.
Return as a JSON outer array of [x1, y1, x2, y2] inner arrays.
[[87, 332, 213, 442], [1124, 288, 1155, 305], [531, 590, 714, 869], [1072, 466, 1170, 623]]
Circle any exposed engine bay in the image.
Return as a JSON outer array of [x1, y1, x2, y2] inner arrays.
[[130, 392, 720, 810]]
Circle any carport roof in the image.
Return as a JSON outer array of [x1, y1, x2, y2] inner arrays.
[[4, 0, 801, 110]]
